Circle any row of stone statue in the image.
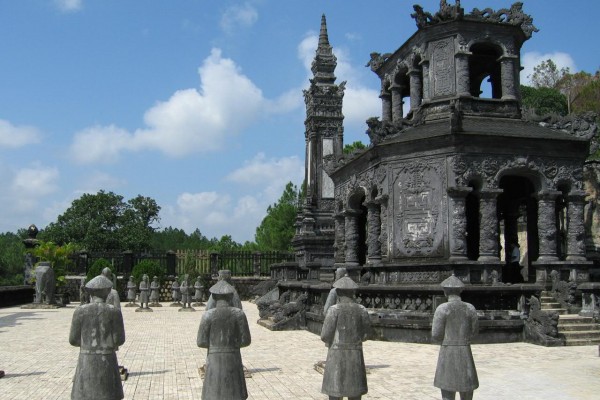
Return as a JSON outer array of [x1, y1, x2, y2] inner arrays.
[[70, 267, 478, 400], [127, 274, 206, 312]]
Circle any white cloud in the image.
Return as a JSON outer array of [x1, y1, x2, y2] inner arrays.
[[521, 51, 577, 85], [3, 164, 60, 215], [161, 153, 303, 242], [54, 0, 82, 13], [0, 119, 42, 148], [227, 153, 303, 186], [220, 3, 258, 34], [70, 48, 265, 164]]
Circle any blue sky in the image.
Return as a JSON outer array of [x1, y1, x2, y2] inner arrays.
[[0, 0, 598, 243]]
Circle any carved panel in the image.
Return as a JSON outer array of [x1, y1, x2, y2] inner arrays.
[[393, 159, 446, 257], [431, 37, 455, 97]]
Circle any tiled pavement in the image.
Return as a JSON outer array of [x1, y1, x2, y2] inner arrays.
[[1, 302, 599, 399]]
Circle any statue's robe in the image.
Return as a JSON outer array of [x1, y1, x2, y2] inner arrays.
[[69, 302, 125, 400], [197, 305, 251, 400], [320, 302, 370, 398], [432, 299, 479, 392]]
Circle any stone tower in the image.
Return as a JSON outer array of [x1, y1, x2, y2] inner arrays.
[[292, 15, 345, 270]]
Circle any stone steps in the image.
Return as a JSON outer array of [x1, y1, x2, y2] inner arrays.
[[557, 314, 600, 346], [539, 292, 600, 346]]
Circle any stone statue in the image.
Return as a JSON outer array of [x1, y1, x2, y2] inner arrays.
[[79, 278, 89, 305], [321, 276, 370, 400], [136, 274, 152, 312], [34, 261, 56, 304], [170, 277, 181, 306], [69, 274, 126, 400], [206, 270, 242, 310], [179, 275, 195, 311], [126, 276, 137, 307], [102, 267, 121, 310], [432, 274, 479, 400], [197, 280, 251, 400], [149, 276, 162, 307], [193, 276, 204, 306], [323, 267, 347, 316]]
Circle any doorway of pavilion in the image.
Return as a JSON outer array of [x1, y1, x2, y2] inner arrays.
[[498, 175, 538, 283]]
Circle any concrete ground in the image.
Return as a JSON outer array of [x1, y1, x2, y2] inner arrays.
[[0, 301, 599, 400]]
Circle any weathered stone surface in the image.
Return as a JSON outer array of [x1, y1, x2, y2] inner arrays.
[[321, 277, 370, 398], [198, 281, 251, 400], [70, 275, 125, 400], [432, 275, 479, 398]]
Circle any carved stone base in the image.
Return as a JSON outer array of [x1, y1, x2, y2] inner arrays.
[[179, 307, 195, 312], [192, 302, 205, 307], [135, 307, 153, 312], [169, 302, 182, 307], [198, 364, 251, 380], [20, 303, 64, 309], [124, 303, 138, 307], [149, 302, 162, 307], [119, 366, 128, 381]]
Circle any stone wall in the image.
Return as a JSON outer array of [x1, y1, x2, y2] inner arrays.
[[0, 286, 35, 307]]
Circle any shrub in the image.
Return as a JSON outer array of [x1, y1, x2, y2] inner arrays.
[[86, 258, 113, 282], [131, 259, 165, 285]]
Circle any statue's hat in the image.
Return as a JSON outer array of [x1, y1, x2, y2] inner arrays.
[[209, 280, 235, 295], [440, 274, 464, 292], [85, 275, 113, 298], [333, 276, 359, 290]]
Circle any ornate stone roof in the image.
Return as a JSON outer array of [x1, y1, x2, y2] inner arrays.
[[411, 1, 538, 39]]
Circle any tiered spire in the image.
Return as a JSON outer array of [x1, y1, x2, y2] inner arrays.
[[311, 14, 337, 85]]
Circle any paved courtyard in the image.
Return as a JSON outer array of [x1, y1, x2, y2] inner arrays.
[[1, 301, 599, 399]]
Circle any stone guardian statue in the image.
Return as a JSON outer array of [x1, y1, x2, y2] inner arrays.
[[206, 270, 242, 310], [179, 275, 195, 311], [432, 274, 479, 400], [69, 274, 125, 400], [193, 275, 205, 306], [136, 274, 152, 312], [125, 276, 137, 307], [149, 276, 162, 307], [321, 276, 370, 400], [170, 276, 181, 307], [197, 280, 251, 400]]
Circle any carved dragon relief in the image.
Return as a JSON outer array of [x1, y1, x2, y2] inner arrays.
[[451, 155, 585, 191]]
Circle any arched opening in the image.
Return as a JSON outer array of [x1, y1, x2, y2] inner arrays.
[[348, 193, 368, 266], [465, 180, 481, 261], [469, 43, 503, 99], [498, 175, 538, 283], [391, 70, 410, 122]]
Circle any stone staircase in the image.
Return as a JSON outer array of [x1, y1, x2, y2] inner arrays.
[[540, 291, 600, 346]]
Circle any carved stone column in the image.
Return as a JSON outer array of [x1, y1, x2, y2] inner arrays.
[[537, 191, 561, 261], [344, 209, 361, 266], [376, 194, 389, 259], [420, 60, 430, 101], [408, 69, 423, 110], [390, 84, 404, 122], [455, 52, 471, 97], [478, 189, 502, 262], [499, 55, 518, 100], [333, 211, 346, 265], [365, 200, 382, 265], [380, 90, 392, 123], [566, 190, 587, 261], [448, 187, 473, 260]]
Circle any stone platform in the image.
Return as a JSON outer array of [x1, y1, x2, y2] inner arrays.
[[0, 302, 599, 399]]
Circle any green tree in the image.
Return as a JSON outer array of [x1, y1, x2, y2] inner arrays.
[[0, 232, 26, 286], [254, 182, 301, 251], [343, 141, 367, 154], [572, 78, 600, 115], [530, 59, 568, 89], [32, 241, 79, 286], [521, 85, 568, 116], [41, 190, 160, 251]]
